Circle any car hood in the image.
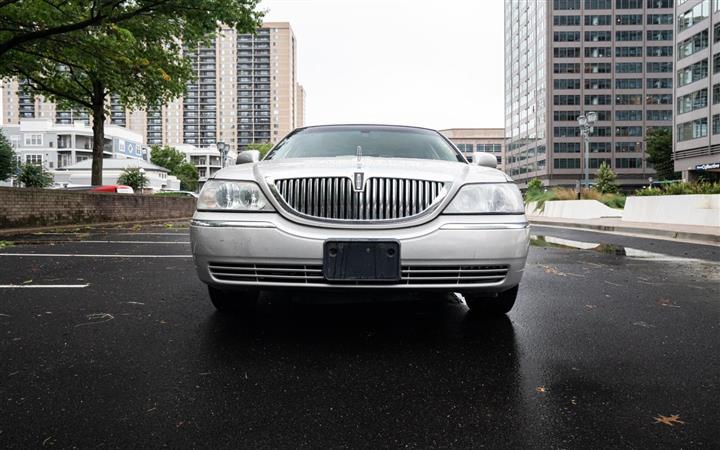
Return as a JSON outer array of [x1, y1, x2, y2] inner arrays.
[[212, 157, 511, 186]]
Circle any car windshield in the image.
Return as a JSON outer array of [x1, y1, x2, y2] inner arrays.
[[265, 126, 465, 162]]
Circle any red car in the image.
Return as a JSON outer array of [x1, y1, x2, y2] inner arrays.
[[90, 185, 134, 194]]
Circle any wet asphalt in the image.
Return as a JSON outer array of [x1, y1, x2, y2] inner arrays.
[[0, 223, 718, 448]]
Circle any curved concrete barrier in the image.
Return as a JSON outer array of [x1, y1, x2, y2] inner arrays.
[[526, 200, 623, 219], [622, 195, 720, 227]]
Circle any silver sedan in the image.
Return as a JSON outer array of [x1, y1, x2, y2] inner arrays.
[[190, 125, 529, 314]]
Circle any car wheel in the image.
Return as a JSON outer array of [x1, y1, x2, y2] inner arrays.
[[208, 286, 259, 313], [464, 285, 519, 315]]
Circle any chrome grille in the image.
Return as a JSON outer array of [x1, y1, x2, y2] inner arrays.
[[401, 265, 509, 285], [209, 263, 323, 283], [273, 177, 445, 221], [209, 263, 508, 286]]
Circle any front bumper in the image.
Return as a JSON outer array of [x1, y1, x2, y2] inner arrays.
[[190, 212, 530, 293]]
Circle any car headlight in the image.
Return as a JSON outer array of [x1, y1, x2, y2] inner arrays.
[[444, 183, 524, 214], [197, 180, 274, 211]]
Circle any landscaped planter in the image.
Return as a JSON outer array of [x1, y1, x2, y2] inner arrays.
[[526, 200, 622, 220], [622, 195, 720, 227]]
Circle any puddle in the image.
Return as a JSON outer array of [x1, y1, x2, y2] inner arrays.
[[531, 235, 719, 264]]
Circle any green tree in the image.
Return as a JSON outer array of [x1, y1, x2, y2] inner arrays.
[[594, 162, 618, 194], [117, 167, 148, 191], [18, 164, 53, 188], [174, 162, 199, 191], [246, 142, 274, 158], [0, 130, 16, 181], [645, 127, 677, 181], [3, 1, 263, 186], [150, 145, 187, 173]]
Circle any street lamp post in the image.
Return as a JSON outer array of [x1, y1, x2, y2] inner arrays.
[[577, 111, 597, 193], [217, 141, 228, 168]]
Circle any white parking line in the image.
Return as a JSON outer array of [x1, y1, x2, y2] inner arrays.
[[36, 241, 190, 244], [0, 284, 90, 288], [0, 253, 192, 258]]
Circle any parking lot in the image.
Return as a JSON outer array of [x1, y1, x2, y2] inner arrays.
[[0, 222, 718, 448]]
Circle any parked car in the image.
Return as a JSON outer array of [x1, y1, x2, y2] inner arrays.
[[190, 125, 529, 314], [91, 185, 134, 194]]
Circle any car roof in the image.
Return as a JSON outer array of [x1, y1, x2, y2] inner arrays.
[[294, 124, 440, 133]]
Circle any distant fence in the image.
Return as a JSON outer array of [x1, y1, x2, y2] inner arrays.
[[0, 187, 196, 229]]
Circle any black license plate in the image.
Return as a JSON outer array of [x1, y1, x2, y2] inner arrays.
[[323, 241, 400, 282]]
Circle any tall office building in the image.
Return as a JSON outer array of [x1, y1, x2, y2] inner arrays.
[[1, 22, 305, 156], [505, 0, 674, 188], [673, 0, 720, 180]]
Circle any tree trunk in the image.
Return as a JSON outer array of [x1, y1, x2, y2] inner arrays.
[[90, 79, 106, 186]]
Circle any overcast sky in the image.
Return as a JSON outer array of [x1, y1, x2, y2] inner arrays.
[[259, 0, 505, 130]]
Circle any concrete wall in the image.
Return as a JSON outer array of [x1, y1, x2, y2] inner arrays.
[[526, 200, 623, 219], [623, 195, 720, 227], [0, 187, 195, 229]]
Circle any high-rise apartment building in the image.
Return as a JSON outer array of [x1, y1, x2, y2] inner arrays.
[[505, 0, 674, 188], [439, 128, 507, 171], [0, 22, 304, 157], [673, 0, 720, 180]]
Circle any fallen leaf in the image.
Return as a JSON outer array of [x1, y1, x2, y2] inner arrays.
[[22, 279, 32, 284], [585, 304, 597, 309], [654, 414, 685, 426], [535, 386, 547, 393], [657, 298, 680, 308]]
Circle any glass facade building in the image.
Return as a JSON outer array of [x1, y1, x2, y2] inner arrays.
[[505, 0, 675, 188]]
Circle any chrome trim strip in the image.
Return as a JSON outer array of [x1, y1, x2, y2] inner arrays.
[[191, 220, 276, 228], [439, 223, 529, 230]]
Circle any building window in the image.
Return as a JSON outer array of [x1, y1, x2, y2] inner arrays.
[[647, 14, 672, 24], [616, 158, 643, 168], [677, 88, 708, 114], [616, 31, 643, 41], [554, 15, 581, 26], [677, 0, 709, 33], [585, 15, 611, 25], [23, 134, 42, 146], [677, 29, 708, 59], [554, 79, 581, 89], [646, 62, 672, 73], [585, 0, 612, 8], [646, 110, 672, 121], [647, 0, 673, 7], [616, 62, 642, 73], [590, 142, 612, 153], [647, 78, 672, 89], [616, 14, 643, 25], [616, 0, 643, 8], [585, 78, 612, 89], [647, 29, 673, 41], [554, 0, 581, 9], [616, 110, 643, 121], [676, 117, 708, 141], [713, 114, 720, 135], [553, 143, 581, 153], [585, 46, 612, 58], [616, 94, 643, 105], [713, 83, 720, 104], [554, 32, 581, 42], [585, 94, 612, 105], [554, 95, 581, 105], [590, 158, 612, 169], [616, 142, 641, 152], [616, 78, 643, 89], [647, 93, 673, 104], [554, 63, 581, 73], [553, 158, 581, 169], [25, 154, 43, 165], [616, 126, 643, 136], [554, 127, 581, 137], [586, 31, 612, 42], [677, 59, 708, 87], [585, 63, 612, 73], [646, 46, 672, 57], [616, 46, 643, 57], [554, 47, 581, 58]]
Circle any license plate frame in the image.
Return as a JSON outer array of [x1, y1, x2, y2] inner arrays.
[[323, 240, 401, 282]]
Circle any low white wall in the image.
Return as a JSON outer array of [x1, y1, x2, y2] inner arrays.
[[526, 200, 622, 219], [622, 195, 720, 227]]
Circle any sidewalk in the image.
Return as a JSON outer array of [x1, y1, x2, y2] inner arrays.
[[528, 216, 720, 245]]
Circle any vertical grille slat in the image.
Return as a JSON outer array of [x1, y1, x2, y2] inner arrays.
[[274, 177, 444, 222]]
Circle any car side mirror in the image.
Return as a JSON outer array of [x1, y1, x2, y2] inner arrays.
[[473, 152, 497, 169], [236, 150, 260, 164]]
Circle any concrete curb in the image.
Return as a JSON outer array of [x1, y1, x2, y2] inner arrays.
[[529, 219, 720, 245], [0, 217, 192, 237]]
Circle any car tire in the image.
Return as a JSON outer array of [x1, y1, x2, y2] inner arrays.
[[464, 285, 519, 315], [208, 286, 259, 313]]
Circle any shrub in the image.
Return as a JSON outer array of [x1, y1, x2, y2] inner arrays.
[[527, 178, 543, 193], [18, 164, 53, 188], [117, 167, 148, 191], [632, 182, 720, 196], [594, 162, 618, 194]]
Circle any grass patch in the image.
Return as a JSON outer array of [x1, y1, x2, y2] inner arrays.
[[0, 240, 14, 249]]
